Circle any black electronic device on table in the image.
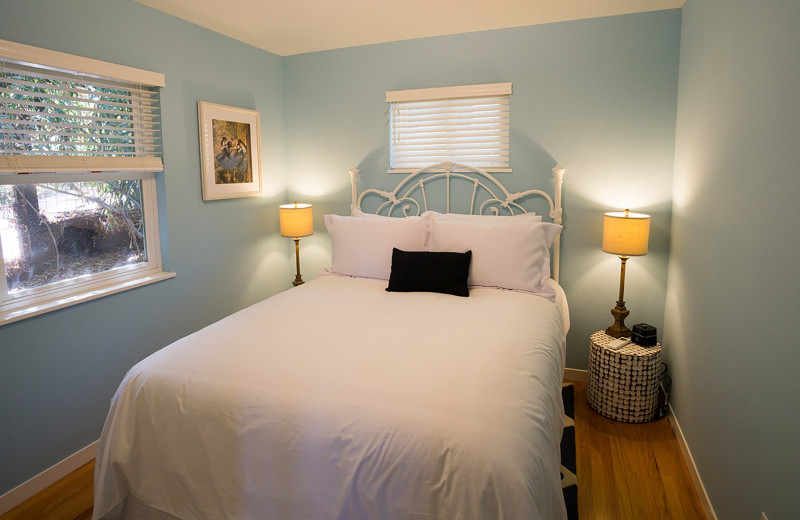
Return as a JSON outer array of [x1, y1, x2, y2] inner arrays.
[[631, 323, 658, 347]]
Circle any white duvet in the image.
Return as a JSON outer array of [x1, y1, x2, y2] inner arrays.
[[94, 273, 568, 520]]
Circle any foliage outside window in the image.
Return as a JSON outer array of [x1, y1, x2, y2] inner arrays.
[[0, 39, 172, 325], [0, 181, 146, 293]]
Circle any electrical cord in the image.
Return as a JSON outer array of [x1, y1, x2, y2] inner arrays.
[[655, 362, 672, 420]]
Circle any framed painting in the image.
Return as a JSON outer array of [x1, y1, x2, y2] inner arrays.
[[198, 102, 262, 200]]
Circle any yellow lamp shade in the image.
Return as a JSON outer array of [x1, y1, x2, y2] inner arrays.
[[602, 209, 650, 256], [279, 202, 313, 238]]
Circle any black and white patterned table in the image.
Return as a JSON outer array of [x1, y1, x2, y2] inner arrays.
[[586, 330, 663, 423]]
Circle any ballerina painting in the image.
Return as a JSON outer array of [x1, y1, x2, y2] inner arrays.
[[199, 102, 262, 200], [212, 120, 252, 184]]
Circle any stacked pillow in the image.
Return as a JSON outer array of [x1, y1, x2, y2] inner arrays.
[[324, 213, 423, 281], [323, 210, 562, 299]]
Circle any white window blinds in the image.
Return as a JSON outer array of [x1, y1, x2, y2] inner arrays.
[[387, 83, 511, 171], [0, 39, 164, 173]]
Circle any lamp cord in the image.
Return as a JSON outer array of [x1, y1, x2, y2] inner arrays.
[[655, 362, 672, 420]]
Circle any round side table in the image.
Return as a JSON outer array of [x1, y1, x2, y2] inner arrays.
[[586, 330, 663, 423]]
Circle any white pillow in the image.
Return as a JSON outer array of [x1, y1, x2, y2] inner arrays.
[[324, 214, 424, 280], [421, 210, 542, 222], [422, 212, 562, 297]]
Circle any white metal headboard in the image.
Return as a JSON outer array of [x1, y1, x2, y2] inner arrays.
[[348, 161, 565, 282]]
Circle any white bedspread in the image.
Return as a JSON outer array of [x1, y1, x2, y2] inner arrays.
[[94, 274, 568, 520]]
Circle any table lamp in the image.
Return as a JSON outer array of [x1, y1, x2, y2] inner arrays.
[[279, 202, 313, 286], [602, 209, 650, 338]]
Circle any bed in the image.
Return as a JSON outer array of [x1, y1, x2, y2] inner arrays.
[[93, 161, 569, 520]]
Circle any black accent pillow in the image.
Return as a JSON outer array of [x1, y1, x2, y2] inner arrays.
[[386, 248, 471, 297]]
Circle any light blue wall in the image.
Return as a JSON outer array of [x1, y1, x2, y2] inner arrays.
[[666, 1, 800, 518], [0, 0, 289, 495], [283, 11, 682, 371]]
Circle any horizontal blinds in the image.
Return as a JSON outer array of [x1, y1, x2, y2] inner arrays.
[[0, 53, 163, 174], [389, 91, 510, 170]]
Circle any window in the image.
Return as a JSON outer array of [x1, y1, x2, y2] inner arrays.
[[387, 82, 511, 172], [0, 39, 173, 325]]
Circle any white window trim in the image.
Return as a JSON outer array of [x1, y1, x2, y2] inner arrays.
[[0, 156, 164, 174], [385, 82, 511, 103], [387, 167, 513, 174], [0, 39, 165, 87], [0, 41, 172, 326], [387, 82, 512, 173]]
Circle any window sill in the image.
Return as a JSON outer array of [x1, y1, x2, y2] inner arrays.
[[0, 269, 175, 326], [388, 168, 512, 174]]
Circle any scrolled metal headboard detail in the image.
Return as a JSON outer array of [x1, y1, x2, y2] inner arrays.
[[348, 161, 565, 282]]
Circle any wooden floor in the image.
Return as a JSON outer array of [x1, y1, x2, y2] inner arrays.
[[1, 380, 706, 520], [570, 379, 706, 520], [0, 459, 93, 520]]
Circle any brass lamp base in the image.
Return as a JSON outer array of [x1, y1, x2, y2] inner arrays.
[[606, 255, 631, 338], [291, 237, 305, 286], [606, 301, 631, 338]]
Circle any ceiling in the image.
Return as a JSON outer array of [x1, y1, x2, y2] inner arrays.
[[131, 0, 685, 56]]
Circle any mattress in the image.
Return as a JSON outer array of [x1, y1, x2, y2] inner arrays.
[[93, 273, 569, 520]]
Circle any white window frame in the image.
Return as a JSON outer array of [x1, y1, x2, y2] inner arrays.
[[0, 40, 173, 326], [387, 82, 512, 173]]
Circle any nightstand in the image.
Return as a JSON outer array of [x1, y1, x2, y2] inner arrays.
[[586, 330, 663, 423]]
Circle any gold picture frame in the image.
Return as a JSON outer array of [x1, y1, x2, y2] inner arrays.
[[198, 102, 262, 200]]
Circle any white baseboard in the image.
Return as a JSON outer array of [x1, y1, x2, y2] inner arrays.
[[564, 367, 588, 382], [0, 440, 98, 515], [668, 406, 717, 520]]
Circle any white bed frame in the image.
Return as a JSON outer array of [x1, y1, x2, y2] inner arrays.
[[349, 161, 565, 281]]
